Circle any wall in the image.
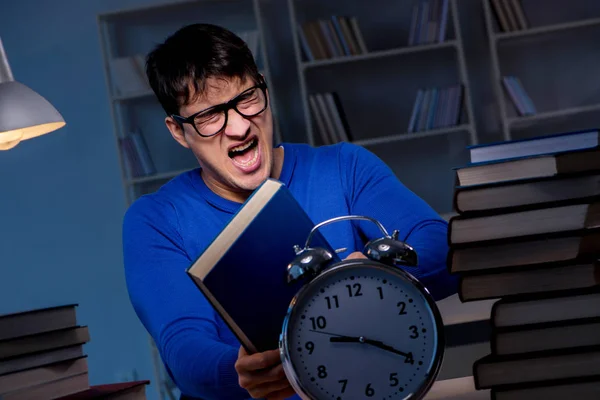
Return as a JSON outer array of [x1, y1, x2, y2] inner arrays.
[[0, 1, 184, 399]]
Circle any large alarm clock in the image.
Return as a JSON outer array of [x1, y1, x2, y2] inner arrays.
[[279, 215, 445, 400]]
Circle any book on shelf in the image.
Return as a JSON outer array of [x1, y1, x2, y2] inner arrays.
[[447, 129, 600, 399], [297, 16, 367, 62], [186, 178, 340, 354], [490, 0, 529, 33], [407, 84, 463, 133], [408, 0, 450, 46], [109, 54, 150, 97], [308, 91, 352, 145], [119, 129, 157, 179], [502, 76, 536, 117]]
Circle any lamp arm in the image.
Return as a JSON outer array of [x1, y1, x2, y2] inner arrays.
[[0, 37, 14, 83]]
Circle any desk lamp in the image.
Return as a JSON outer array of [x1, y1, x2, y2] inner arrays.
[[0, 37, 65, 150]]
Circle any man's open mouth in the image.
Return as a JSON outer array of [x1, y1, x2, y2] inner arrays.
[[229, 137, 259, 168]]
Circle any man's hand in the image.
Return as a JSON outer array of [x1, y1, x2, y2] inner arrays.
[[235, 346, 296, 400], [345, 251, 367, 260]]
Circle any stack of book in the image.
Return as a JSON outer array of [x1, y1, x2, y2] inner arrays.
[[447, 129, 600, 399], [0, 304, 151, 399], [0, 304, 90, 399]]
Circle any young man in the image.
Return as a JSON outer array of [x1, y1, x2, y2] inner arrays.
[[122, 23, 457, 400]]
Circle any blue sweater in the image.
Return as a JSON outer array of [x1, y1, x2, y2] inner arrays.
[[122, 142, 458, 400]]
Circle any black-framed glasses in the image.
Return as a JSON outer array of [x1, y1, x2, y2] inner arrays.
[[171, 81, 269, 137]]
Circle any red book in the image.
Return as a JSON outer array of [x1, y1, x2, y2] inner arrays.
[[56, 380, 150, 399]]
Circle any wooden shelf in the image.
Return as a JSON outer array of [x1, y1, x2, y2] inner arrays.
[[301, 41, 457, 69], [127, 168, 195, 186], [112, 69, 268, 102], [98, 0, 207, 19], [112, 90, 154, 102], [508, 102, 600, 127], [495, 15, 600, 42], [352, 124, 471, 148], [482, 0, 600, 141]]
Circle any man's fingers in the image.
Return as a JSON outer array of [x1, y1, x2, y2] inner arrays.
[[250, 349, 281, 370], [249, 377, 293, 399], [265, 385, 297, 400], [236, 348, 281, 372], [345, 251, 366, 260], [239, 363, 286, 389]]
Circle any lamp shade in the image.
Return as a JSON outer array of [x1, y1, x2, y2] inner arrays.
[[0, 37, 65, 150], [0, 81, 66, 150]]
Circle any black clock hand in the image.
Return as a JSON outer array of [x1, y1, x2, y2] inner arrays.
[[310, 330, 413, 362], [308, 330, 361, 342], [361, 339, 413, 360], [329, 335, 414, 362]]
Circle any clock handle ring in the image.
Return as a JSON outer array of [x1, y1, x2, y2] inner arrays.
[[302, 215, 397, 251]]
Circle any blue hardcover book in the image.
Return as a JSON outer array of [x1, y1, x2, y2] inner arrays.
[[467, 129, 600, 164], [186, 179, 340, 353]]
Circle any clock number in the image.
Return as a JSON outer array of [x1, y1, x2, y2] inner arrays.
[[389, 373, 399, 387], [310, 316, 327, 330], [409, 325, 419, 339], [365, 383, 374, 397], [338, 379, 348, 393], [317, 365, 327, 379], [346, 283, 362, 297], [305, 341, 314, 354], [377, 286, 384, 299], [325, 295, 339, 309], [397, 301, 407, 315], [405, 352, 415, 364]]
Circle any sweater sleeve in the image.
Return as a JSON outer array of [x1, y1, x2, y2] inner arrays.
[[122, 196, 249, 400], [338, 143, 458, 301]]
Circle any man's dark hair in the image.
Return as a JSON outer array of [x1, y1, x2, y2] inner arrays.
[[145, 23, 262, 116]]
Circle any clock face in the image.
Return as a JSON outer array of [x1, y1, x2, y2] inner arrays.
[[281, 260, 443, 400]]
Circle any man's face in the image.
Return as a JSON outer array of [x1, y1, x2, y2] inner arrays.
[[166, 75, 276, 201]]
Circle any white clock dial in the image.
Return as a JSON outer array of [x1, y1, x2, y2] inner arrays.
[[281, 261, 443, 400]]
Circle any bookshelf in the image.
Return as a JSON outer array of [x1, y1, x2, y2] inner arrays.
[[287, 0, 479, 213], [483, 0, 600, 141], [96, 1, 280, 399]]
